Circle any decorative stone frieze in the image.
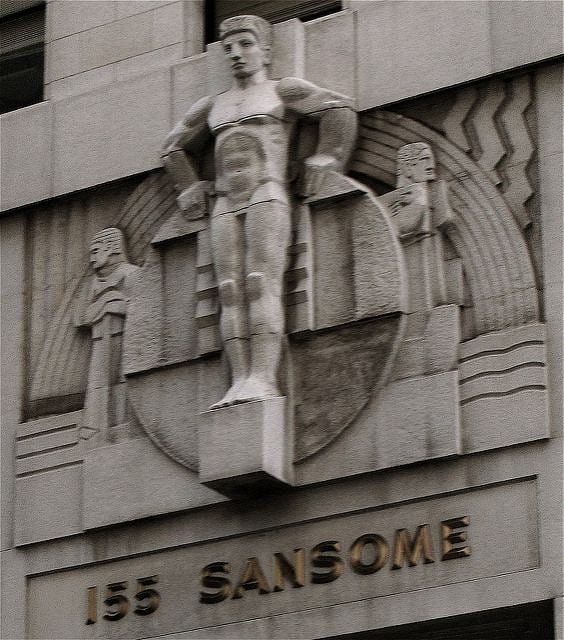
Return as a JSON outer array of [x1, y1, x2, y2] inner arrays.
[[13, 17, 550, 537]]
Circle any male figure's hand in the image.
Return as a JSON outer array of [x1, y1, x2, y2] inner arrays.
[[178, 181, 212, 219], [300, 153, 340, 197]]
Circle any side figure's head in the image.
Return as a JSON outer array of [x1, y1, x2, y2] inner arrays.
[[89, 227, 127, 274], [219, 15, 272, 79], [396, 143, 436, 187]]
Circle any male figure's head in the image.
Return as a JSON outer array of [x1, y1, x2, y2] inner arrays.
[[89, 228, 127, 275], [396, 143, 436, 187], [219, 15, 272, 79]]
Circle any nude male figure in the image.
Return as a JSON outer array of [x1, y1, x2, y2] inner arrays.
[[161, 15, 357, 408]]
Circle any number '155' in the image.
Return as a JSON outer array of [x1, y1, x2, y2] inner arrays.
[[86, 576, 160, 624]]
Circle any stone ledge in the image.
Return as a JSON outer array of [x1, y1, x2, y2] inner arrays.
[[2, 7, 562, 213], [82, 437, 225, 530]]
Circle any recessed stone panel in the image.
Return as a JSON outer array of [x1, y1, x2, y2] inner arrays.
[[27, 479, 538, 639]]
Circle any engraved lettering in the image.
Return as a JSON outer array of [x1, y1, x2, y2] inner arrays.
[[310, 541, 344, 584], [350, 534, 389, 574], [273, 549, 306, 591], [200, 562, 232, 604], [85, 586, 97, 625], [391, 525, 435, 570], [103, 582, 129, 621], [232, 557, 271, 599], [134, 576, 160, 616], [441, 516, 471, 560]]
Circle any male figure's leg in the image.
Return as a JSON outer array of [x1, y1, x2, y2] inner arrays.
[[210, 210, 248, 408], [242, 200, 291, 401]]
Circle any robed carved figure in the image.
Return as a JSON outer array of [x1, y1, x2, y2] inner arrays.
[[76, 228, 139, 445], [161, 15, 357, 409]]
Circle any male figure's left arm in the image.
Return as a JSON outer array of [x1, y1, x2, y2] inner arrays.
[[277, 78, 357, 195]]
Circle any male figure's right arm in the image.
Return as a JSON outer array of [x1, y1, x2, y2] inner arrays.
[[161, 96, 214, 216]]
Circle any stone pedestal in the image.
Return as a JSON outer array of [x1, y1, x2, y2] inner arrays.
[[198, 397, 293, 498]]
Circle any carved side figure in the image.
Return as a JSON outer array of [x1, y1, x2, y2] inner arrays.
[[78, 228, 139, 444], [396, 142, 436, 187], [161, 15, 357, 409]]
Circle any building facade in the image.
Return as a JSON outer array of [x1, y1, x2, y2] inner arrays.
[[1, 1, 563, 638]]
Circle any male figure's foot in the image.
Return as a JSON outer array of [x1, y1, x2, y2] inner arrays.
[[209, 378, 247, 410], [231, 376, 281, 404]]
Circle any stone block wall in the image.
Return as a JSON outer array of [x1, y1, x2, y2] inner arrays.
[[45, 0, 203, 99], [0, 2, 563, 639]]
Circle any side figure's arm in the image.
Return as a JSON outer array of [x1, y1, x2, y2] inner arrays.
[[277, 78, 357, 196], [161, 96, 213, 216]]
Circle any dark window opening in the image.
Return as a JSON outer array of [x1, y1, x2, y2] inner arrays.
[[325, 600, 555, 640], [0, 4, 45, 114], [205, 0, 342, 44]]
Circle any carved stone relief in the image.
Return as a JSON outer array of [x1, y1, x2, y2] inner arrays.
[[14, 18, 549, 538], [74, 228, 140, 446], [25, 181, 140, 419], [126, 14, 405, 494]]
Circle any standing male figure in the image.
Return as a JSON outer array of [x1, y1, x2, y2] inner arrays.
[[162, 15, 357, 409]]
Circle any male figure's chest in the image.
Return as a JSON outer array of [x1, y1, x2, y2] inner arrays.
[[208, 81, 288, 131]]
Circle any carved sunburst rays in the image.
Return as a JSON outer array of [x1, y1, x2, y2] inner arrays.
[[352, 111, 538, 336], [30, 172, 178, 403]]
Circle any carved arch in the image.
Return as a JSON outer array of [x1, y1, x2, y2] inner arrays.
[[31, 110, 540, 401], [352, 110, 539, 336]]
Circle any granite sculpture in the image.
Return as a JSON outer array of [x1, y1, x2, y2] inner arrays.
[[161, 14, 357, 409], [14, 49, 550, 531], [76, 228, 139, 445]]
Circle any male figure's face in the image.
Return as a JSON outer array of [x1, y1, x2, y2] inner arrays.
[[222, 31, 267, 78], [89, 240, 112, 272]]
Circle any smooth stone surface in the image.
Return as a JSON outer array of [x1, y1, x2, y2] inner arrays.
[[490, 1, 563, 72], [271, 18, 304, 79], [52, 68, 170, 196], [172, 53, 208, 122], [353, 0, 563, 111], [83, 438, 225, 530], [355, 0, 491, 110], [15, 465, 83, 545], [536, 65, 564, 438], [45, 63, 116, 100], [47, 0, 115, 41], [0, 103, 52, 211], [372, 371, 461, 468], [198, 397, 293, 497], [46, 1, 184, 82], [0, 549, 26, 640], [305, 10, 355, 99], [114, 42, 184, 81], [0, 216, 25, 550], [126, 364, 201, 470], [115, 1, 177, 21]]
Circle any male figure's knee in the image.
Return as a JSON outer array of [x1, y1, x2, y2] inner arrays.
[[218, 278, 239, 306], [246, 272, 266, 301]]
